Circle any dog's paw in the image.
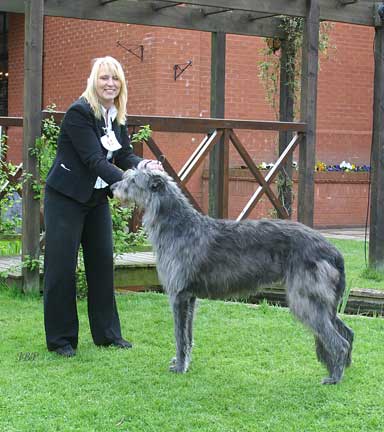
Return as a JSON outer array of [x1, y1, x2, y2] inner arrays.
[[321, 376, 339, 385], [169, 363, 188, 373], [169, 357, 177, 366]]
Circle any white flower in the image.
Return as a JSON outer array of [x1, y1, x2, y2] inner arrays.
[[340, 161, 352, 170]]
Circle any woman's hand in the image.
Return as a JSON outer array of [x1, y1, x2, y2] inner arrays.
[[137, 159, 164, 171]]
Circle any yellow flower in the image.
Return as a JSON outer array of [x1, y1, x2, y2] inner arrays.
[[315, 161, 327, 172]]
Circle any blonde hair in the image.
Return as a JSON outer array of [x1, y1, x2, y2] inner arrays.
[[81, 56, 127, 125]]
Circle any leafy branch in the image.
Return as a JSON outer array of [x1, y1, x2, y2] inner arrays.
[[259, 17, 334, 119]]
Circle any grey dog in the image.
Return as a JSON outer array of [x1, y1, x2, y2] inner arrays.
[[111, 169, 354, 384]]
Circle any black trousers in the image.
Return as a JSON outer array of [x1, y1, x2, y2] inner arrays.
[[43, 185, 123, 350]]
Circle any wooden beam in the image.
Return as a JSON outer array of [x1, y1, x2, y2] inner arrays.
[[0, 0, 25, 13], [369, 25, 384, 270], [128, 139, 143, 233], [0, 0, 284, 38], [3, 1, 378, 32], [237, 133, 302, 221], [278, 37, 296, 217], [151, 2, 184, 11], [1, 112, 307, 133], [22, 0, 44, 293], [209, 32, 227, 218], [0, 116, 23, 127], [178, 132, 215, 180], [164, 0, 376, 26], [127, 115, 306, 133], [220, 128, 229, 218], [179, 130, 222, 184], [0, 163, 23, 201], [230, 130, 289, 219], [145, 137, 203, 212], [3, 112, 306, 133], [297, 0, 320, 228]]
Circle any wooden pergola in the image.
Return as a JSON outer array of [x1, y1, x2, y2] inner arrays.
[[1, 0, 384, 292]]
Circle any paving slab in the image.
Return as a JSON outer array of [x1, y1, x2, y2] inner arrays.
[[318, 227, 369, 241]]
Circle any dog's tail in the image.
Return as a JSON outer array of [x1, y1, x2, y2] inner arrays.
[[334, 257, 354, 368], [333, 253, 346, 304]]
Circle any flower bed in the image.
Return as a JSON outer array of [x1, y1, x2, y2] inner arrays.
[[315, 160, 370, 173]]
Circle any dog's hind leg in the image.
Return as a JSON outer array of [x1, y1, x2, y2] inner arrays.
[[296, 303, 350, 384], [288, 289, 350, 384], [334, 316, 354, 367], [316, 317, 350, 385], [169, 292, 193, 373], [287, 262, 351, 384], [315, 336, 332, 371]]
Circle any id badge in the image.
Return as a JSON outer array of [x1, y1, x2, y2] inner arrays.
[[100, 131, 122, 152]]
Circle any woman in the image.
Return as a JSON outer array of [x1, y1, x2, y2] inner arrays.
[[44, 56, 162, 357]]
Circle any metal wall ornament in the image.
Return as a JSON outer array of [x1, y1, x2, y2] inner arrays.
[[116, 41, 144, 62], [173, 60, 192, 80]]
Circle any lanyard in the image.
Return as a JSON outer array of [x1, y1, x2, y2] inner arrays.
[[102, 110, 111, 136]]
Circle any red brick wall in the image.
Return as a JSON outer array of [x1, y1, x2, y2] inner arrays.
[[6, 15, 375, 226], [317, 23, 374, 165], [202, 170, 370, 227], [7, 13, 24, 161]]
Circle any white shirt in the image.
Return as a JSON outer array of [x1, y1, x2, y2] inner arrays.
[[94, 105, 118, 189]]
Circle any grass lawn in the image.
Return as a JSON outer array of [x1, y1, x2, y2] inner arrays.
[[1, 289, 383, 432], [328, 239, 384, 290], [0, 238, 21, 256]]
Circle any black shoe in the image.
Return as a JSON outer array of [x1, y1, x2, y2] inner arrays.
[[53, 344, 76, 357], [110, 338, 133, 349]]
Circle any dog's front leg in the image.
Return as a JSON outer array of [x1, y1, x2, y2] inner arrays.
[[186, 296, 197, 362], [169, 292, 191, 373]]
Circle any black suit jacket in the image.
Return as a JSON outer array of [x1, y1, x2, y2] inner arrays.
[[46, 98, 142, 203]]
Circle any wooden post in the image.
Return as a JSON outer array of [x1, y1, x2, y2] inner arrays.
[[297, 0, 320, 227], [369, 25, 384, 270], [209, 32, 228, 218], [128, 138, 143, 233], [22, 0, 44, 293], [278, 37, 296, 217]]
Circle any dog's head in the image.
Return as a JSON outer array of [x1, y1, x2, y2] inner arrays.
[[111, 168, 170, 208]]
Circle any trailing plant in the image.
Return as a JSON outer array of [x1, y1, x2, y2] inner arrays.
[[29, 104, 60, 200], [258, 18, 334, 211], [22, 255, 43, 272], [259, 17, 334, 119], [276, 170, 293, 216]]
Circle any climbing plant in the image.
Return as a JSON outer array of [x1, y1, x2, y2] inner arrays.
[[258, 17, 334, 119], [258, 17, 334, 216]]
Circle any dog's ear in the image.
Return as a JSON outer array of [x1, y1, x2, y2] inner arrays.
[[149, 175, 166, 192]]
